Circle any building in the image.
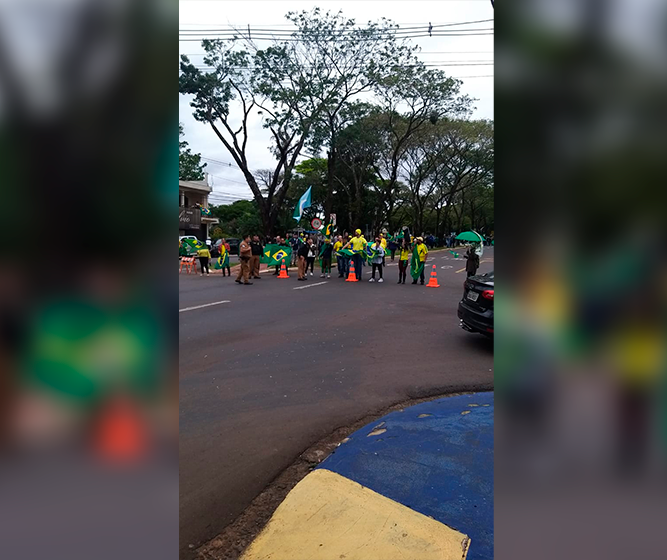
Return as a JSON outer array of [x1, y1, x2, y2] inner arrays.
[[179, 178, 219, 241]]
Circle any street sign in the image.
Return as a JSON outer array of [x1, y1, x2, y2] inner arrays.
[[311, 218, 323, 229], [330, 213, 336, 226]]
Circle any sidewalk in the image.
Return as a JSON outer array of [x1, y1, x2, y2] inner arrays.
[[240, 392, 493, 560]]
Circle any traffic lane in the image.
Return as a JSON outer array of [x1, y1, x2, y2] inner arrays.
[[179, 253, 493, 553], [178, 246, 493, 311]]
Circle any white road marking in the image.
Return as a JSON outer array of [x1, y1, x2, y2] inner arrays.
[[179, 300, 231, 313], [441, 266, 453, 269], [293, 281, 328, 290]]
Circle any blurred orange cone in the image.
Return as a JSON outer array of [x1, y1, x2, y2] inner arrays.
[[277, 259, 289, 278], [426, 265, 440, 288], [346, 259, 358, 282], [92, 396, 148, 463]]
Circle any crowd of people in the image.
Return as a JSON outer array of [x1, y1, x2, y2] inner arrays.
[[190, 228, 482, 284]]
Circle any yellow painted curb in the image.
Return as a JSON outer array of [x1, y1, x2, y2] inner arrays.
[[240, 469, 470, 560]]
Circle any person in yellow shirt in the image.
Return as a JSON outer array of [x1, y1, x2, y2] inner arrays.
[[196, 244, 211, 276], [343, 229, 367, 279], [397, 237, 411, 284], [411, 237, 428, 284], [380, 234, 388, 266], [333, 235, 345, 277]]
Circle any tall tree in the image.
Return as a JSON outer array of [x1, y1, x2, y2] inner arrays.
[[180, 41, 314, 235], [369, 64, 472, 230], [179, 123, 207, 181], [271, 9, 417, 223]]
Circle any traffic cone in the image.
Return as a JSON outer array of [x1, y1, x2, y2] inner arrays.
[[277, 259, 289, 278], [426, 265, 440, 288], [346, 259, 358, 282]]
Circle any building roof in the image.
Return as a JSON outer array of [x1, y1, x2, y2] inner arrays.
[[179, 179, 212, 194]]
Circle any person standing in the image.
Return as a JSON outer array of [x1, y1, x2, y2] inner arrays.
[[319, 238, 333, 279], [297, 238, 310, 281], [250, 235, 263, 279], [397, 238, 411, 284], [197, 244, 211, 276], [380, 234, 388, 267], [388, 236, 398, 261], [217, 241, 231, 276], [306, 239, 317, 276], [411, 237, 428, 285], [340, 234, 351, 278], [369, 238, 385, 283], [465, 246, 480, 277], [289, 233, 300, 266], [235, 234, 253, 285], [222, 239, 232, 276], [333, 236, 344, 277], [343, 229, 367, 279]]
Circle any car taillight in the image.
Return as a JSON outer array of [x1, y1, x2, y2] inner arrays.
[[482, 289, 494, 300]]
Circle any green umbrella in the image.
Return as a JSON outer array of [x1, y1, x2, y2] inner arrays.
[[455, 231, 485, 243]]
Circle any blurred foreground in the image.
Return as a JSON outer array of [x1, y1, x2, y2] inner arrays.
[[0, 1, 176, 559], [497, 1, 667, 558]]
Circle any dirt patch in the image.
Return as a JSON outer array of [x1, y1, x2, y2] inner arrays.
[[196, 388, 492, 560]]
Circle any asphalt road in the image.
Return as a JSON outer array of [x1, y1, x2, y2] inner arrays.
[[179, 248, 494, 556]]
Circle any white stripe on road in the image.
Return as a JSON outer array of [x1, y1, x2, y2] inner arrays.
[[293, 281, 328, 290], [179, 300, 231, 313]]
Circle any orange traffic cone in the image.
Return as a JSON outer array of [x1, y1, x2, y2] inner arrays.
[[277, 259, 289, 278], [426, 264, 440, 288], [346, 259, 358, 282]]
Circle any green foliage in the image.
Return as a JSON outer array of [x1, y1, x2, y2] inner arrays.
[[211, 200, 263, 237], [179, 8, 492, 237], [179, 123, 206, 181]]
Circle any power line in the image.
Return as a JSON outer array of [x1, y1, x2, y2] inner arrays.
[[179, 29, 494, 41], [181, 50, 494, 55], [190, 61, 494, 67], [179, 19, 493, 34]]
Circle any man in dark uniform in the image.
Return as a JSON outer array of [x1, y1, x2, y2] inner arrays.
[[250, 235, 263, 279]]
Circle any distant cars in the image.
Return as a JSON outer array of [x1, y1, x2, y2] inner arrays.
[[458, 271, 494, 337], [226, 238, 240, 256], [214, 237, 240, 256]]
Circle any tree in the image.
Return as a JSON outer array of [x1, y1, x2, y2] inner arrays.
[[368, 64, 473, 231], [272, 9, 417, 223], [180, 9, 417, 235], [179, 123, 207, 181], [180, 40, 313, 236]]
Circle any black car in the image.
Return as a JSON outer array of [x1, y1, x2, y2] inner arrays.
[[225, 238, 241, 256], [458, 271, 494, 337]]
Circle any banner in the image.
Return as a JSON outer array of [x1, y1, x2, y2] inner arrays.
[[260, 244, 293, 267]]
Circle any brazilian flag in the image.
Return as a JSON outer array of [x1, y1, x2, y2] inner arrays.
[[335, 248, 355, 258], [364, 244, 381, 264], [179, 238, 204, 256], [261, 244, 293, 266], [410, 246, 425, 280], [324, 222, 334, 237], [212, 245, 229, 269]]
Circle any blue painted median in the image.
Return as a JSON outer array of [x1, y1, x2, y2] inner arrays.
[[317, 392, 494, 560]]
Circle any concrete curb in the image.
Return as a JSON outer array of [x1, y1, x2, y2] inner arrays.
[[239, 393, 493, 560]]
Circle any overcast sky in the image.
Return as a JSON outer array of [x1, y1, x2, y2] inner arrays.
[[179, 0, 494, 204]]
